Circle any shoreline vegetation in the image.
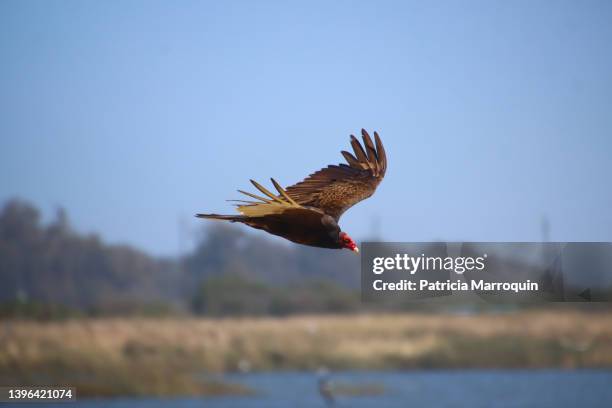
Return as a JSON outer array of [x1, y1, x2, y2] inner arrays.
[[1, 310, 612, 397]]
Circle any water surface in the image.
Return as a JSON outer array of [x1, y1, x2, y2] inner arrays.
[[6, 370, 612, 408]]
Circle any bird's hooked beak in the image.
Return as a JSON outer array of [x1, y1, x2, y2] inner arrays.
[[352, 246, 360, 254]]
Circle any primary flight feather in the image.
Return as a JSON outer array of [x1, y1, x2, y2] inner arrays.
[[196, 129, 387, 253]]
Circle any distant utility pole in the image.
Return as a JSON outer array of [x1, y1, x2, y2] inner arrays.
[[370, 214, 382, 241], [541, 215, 550, 242]]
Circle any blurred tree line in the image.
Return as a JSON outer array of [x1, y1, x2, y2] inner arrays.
[[0, 199, 362, 319]]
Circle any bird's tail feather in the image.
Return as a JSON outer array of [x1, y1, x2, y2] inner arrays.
[[195, 213, 245, 222]]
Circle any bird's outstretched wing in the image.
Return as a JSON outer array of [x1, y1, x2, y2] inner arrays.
[[197, 179, 337, 248], [285, 129, 387, 221]]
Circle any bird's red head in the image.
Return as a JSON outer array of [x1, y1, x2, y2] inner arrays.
[[339, 232, 359, 253]]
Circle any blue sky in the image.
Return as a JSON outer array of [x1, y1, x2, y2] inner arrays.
[[1, 1, 611, 255]]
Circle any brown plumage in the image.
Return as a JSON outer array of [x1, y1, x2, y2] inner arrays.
[[196, 129, 387, 252]]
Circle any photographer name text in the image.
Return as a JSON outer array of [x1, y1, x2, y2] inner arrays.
[[371, 254, 538, 293]]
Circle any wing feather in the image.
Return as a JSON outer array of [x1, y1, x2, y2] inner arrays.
[[350, 135, 369, 163], [374, 131, 387, 170], [341, 151, 362, 168], [237, 189, 275, 204], [250, 179, 284, 203], [361, 130, 379, 172], [234, 179, 322, 218], [271, 178, 299, 206], [285, 130, 387, 220]]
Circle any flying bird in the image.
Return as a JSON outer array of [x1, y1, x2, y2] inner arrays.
[[196, 129, 387, 253]]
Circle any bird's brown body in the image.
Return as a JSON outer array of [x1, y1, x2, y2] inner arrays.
[[197, 129, 387, 252], [222, 208, 341, 248]]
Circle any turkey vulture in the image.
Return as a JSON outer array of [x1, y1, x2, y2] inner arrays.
[[196, 129, 387, 252]]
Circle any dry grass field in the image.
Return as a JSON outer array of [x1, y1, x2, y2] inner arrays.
[[1, 310, 612, 397]]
